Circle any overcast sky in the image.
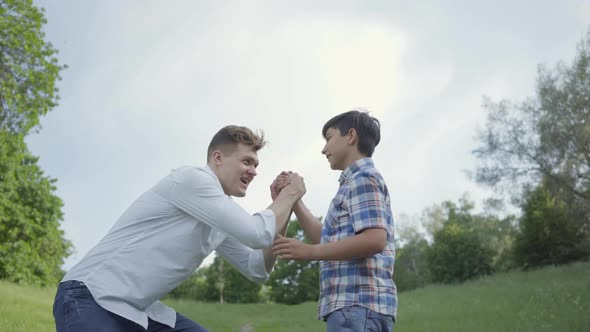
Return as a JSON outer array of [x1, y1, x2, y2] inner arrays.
[[29, 1, 589, 270]]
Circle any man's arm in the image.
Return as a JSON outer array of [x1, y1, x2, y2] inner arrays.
[[169, 168, 303, 249], [261, 177, 293, 272], [273, 228, 387, 261]]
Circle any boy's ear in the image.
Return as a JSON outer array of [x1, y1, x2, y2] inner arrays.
[[347, 128, 358, 145]]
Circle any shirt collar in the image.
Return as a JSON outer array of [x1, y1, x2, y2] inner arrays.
[[338, 157, 374, 185], [204, 164, 226, 194]]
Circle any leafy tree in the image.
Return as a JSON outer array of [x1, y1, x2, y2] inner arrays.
[[0, 131, 71, 286], [514, 184, 589, 268], [474, 31, 590, 267], [0, 0, 70, 286], [1, 0, 65, 135], [426, 199, 495, 283], [201, 255, 262, 304], [267, 220, 319, 305], [392, 214, 431, 291], [394, 236, 431, 291], [473, 31, 589, 217]]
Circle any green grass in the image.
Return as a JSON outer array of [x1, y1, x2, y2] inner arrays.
[[1, 262, 589, 331]]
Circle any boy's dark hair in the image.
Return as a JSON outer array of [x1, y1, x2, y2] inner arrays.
[[207, 125, 266, 161], [322, 110, 381, 157]]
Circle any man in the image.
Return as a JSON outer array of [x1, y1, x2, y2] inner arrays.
[[53, 125, 305, 331], [273, 110, 397, 331]]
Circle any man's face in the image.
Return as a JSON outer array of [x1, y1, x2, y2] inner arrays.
[[321, 127, 350, 171], [215, 143, 259, 197]]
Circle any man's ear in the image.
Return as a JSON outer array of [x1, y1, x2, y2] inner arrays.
[[212, 150, 223, 166], [347, 128, 358, 145]]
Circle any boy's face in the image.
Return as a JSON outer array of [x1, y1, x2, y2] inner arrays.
[[321, 127, 352, 171], [214, 143, 259, 197]]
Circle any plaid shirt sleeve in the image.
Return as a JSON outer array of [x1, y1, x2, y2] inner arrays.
[[346, 171, 389, 234]]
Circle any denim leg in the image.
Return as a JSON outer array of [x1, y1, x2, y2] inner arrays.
[[326, 306, 394, 332], [53, 280, 144, 332], [147, 312, 209, 332], [366, 308, 394, 332]]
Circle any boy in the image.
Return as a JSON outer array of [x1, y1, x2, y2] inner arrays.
[[273, 110, 397, 331]]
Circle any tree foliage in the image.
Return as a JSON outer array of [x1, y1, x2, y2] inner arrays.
[[0, 0, 69, 286], [267, 220, 319, 304], [0, 131, 71, 286], [474, 31, 590, 268], [514, 184, 589, 268], [426, 199, 496, 283], [0, 0, 65, 135], [474, 31, 590, 206]]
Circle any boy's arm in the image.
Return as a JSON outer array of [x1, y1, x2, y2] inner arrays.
[[273, 228, 387, 261], [292, 200, 323, 244]]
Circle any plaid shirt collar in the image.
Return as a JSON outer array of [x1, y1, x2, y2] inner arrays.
[[338, 157, 374, 185]]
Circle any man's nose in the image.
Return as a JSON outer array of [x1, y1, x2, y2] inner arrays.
[[248, 166, 257, 177]]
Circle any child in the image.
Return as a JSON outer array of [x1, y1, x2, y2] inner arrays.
[[273, 110, 397, 332]]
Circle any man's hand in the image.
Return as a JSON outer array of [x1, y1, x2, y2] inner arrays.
[[281, 172, 306, 200], [270, 171, 292, 201], [272, 235, 317, 260]]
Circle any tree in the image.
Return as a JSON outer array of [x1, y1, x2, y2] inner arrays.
[[393, 214, 431, 291], [0, 0, 69, 286], [474, 31, 590, 267], [0, 131, 71, 286], [514, 184, 589, 268], [473, 31, 589, 211], [394, 236, 431, 291], [426, 199, 495, 283], [201, 255, 262, 304], [267, 220, 319, 304], [1, 0, 65, 135]]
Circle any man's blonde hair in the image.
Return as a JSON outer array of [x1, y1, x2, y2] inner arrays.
[[207, 125, 266, 161]]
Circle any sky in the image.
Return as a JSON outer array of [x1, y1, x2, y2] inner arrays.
[[28, 0, 590, 270]]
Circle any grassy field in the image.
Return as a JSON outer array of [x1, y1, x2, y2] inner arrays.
[[1, 262, 588, 331]]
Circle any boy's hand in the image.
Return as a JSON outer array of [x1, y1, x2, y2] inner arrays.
[[272, 235, 316, 260]]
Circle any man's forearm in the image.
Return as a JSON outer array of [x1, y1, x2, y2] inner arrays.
[[293, 200, 323, 244], [262, 210, 292, 272]]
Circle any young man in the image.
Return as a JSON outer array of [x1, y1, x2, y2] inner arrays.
[[53, 125, 306, 332], [273, 110, 397, 331]]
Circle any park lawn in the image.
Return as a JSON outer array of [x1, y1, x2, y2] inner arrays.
[[0, 261, 588, 331]]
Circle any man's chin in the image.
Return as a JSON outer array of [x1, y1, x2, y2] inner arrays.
[[234, 189, 247, 197]]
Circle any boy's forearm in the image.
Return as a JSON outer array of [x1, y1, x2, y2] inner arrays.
[[308, 228, 387, 261], [292, 200, 323, 244]]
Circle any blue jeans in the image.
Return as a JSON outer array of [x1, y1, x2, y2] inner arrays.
[[53, 280, 208, 332], [326, 306, 394, 332]]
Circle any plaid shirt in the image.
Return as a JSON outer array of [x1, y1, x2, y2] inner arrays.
[[318, 158, 397, 320]]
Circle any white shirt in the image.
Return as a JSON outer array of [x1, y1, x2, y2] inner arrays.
[[63, 165, 276, 329]]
